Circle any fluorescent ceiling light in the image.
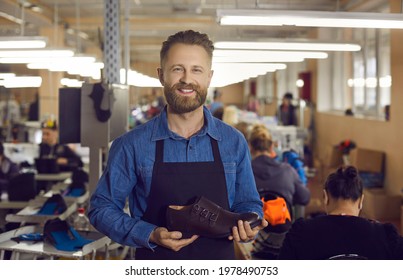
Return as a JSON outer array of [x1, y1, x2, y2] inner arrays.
[[27, 56, 97, 70], [0, 73, 16, 79], [0, 49, 74, 58], [67, 62, 104, 79], [0, 36, 47, 49], [61, 78, 84, 88], [218, 9, 403, 29], [77, 69, 101, 80], [1, 55, 96, 64], [215, 41, 361, 52], [0, 76, 42, 88], [213, 56, 303, 63], [214, 49, 327, 59], [120, 69, 161, 87], [211, 62, 285, 87], [213, 62, 286, 72]]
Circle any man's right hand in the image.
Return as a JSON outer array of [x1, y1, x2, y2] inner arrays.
[[149, 227, 199, 252]]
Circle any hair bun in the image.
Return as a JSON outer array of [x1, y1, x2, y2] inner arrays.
[[344, 166, 358, 179], [250, 124, 271, 141]]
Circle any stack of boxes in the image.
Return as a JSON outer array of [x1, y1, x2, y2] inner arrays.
[[349, 148, 385, 189], [321, 145, 401, 223], [322, 145, 385, 187], [349, 148, 400, 223], [361, 188, 401, 222]]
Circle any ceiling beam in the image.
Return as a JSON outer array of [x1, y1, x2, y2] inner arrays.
[[1, 0, 53, 27]]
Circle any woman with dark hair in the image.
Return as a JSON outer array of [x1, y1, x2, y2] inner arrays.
[[278, 166, 403, 259]]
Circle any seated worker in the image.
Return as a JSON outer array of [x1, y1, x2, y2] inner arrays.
[[278, 166, 403, 260], [0, 142, 20, 196], [39, 120, 83, 172], [249, 124, 310, 206], [249, 124, 310, 259]]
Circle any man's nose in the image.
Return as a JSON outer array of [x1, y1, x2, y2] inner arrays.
[[179, 71, 192, 84]]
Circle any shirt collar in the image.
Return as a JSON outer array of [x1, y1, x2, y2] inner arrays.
[[151, 105, 222, 141]]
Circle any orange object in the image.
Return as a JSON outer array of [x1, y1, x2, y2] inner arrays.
[[269, 150, 277, 158], [261, 197, 291, 226]]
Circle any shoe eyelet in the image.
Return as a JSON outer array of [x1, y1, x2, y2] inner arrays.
[[200, 209, 210, 218], [192, 204, 201, 214], [209, 213, 218, 222]]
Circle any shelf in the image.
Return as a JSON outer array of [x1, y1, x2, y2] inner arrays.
[[0, 225, 111, 259]]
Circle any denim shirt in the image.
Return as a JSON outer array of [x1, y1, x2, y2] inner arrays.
[[88, 106, 263, 249]]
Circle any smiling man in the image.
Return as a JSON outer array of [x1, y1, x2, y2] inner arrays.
[[89, 30, 266, 260]]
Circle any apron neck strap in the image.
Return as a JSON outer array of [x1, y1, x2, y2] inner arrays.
[[210, 137, 221, 163]]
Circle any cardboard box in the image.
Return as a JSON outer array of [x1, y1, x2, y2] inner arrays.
[[349, 148, 385, 173], [361, 188, 401, 220], [324, 145, 343, 168], [359, 171, 384, 188]]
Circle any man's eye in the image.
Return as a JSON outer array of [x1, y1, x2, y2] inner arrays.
[[173, 67, 183, 72]]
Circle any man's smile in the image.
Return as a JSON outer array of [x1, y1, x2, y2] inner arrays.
[[177, 88, 195, 95]]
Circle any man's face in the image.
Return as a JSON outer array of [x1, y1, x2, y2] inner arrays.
[[282, 98, 291, 106], [41, 128, 57, 145], [158, 43, 213, 114]]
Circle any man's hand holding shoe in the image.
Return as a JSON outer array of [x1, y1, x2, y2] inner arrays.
[[229, 219, 269, 242]]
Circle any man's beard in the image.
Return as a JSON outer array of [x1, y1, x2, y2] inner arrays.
[[164, 82, 207, 114]]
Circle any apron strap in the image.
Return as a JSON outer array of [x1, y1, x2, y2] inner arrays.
[[155, 140, 164, 163], [210, 138, 221, 163]]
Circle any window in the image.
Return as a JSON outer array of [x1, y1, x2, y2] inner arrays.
[[318, 6, 391, 120], [350, 26, 391, 119]]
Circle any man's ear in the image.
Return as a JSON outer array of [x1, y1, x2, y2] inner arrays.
[[207, 69, 214, 87], [157, 68, 164, 86]]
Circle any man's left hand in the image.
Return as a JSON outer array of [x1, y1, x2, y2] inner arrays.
[[229, 219, 268, 242]]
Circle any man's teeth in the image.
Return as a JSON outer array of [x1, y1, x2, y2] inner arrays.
[[181, 89, 193, 93]]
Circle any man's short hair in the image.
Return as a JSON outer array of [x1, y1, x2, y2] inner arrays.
[[160, 30, 214, 66]]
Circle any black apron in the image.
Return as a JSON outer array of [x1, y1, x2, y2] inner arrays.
[[135, 138, 235, 260]]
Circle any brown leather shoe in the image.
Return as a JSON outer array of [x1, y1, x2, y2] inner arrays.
[[166, 196, 261, 238]]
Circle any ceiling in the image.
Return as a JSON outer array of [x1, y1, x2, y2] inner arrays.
[[0, 0, 390, 77]]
